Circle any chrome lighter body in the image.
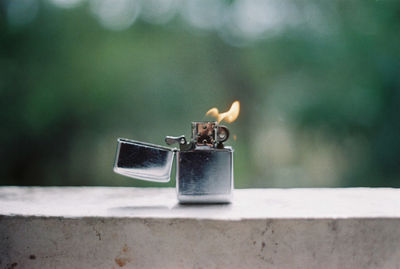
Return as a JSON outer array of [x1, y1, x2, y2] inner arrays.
[[113, 121, 234, 203], [177, 147, 233, 203]]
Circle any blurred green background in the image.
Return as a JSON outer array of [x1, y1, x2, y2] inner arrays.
[[1, 0, 400, 188]]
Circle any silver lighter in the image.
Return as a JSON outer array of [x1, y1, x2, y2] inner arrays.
[[113, 121, 233, 203]]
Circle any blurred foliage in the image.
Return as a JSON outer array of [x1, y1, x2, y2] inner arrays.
[[1, 0, 400, 187]]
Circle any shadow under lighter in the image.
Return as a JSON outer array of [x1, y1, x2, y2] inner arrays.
[[113, 121, 234, 203]]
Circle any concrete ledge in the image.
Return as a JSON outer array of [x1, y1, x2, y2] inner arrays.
[[1, 187, 400, 268]]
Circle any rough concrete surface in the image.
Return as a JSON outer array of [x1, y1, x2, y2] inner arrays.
[[0, 187, 400, 269]]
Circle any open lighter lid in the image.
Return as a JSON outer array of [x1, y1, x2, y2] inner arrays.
[[113, 138, 175, 183]]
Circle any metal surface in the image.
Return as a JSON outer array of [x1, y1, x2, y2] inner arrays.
[[176, 146, 233, 203], [165, 135, 187, 146], [113, 121, 234, 203], [191, 121, 229, 148], [165, 135, 193, 151], [192, 121, 217, 147], [113, 138, 175, 182]]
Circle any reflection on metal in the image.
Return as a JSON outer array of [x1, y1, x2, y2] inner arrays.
[[114, 121, 234, 203], [114, 139, 175, 183], [177, 147, 233, 203]]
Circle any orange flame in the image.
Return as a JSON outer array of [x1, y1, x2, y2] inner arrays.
[[206, 101, 240, 124]]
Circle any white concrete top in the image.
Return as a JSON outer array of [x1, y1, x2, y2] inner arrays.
[[1, 187, 399, 220]]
